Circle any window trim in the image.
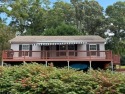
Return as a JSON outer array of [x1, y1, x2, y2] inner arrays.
[[22, 44, 30, 51], [89, 44, 97, 56], [89, 44, 97, 51], [22, 44, 30, 56]]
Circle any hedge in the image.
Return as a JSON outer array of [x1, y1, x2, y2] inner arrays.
[[0, 63, 125, 94]]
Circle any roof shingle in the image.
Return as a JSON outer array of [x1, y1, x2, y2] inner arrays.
[[9, 35, 105, 43]]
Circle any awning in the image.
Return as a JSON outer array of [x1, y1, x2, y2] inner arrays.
[[33, 42, 84, 46]]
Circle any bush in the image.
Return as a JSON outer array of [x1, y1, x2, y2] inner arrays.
[[120, 55, 125, 65], [0, 63, 125, 94]]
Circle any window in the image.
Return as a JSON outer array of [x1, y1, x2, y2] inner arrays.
[[58, 45, 76, 56], [89, 44, 97, 56], [68, 45, 75, 56], [59, 45, 66, 56], [60, 45, 66, 50], [22, 45, 30, 50], [22, 45, 30, 56], [90, 45, 97, 50], [68, 45, 75, 50]]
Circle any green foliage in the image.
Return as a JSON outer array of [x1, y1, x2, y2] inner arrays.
[[120, 55, 125, 65], [2, 0, 105, 36], [105, 1, 125, 55], [4, 0, 49, 35], [43, 23, 83, 35], [70, 0, 105, 34], [1, 0, 125, 56], [0, 23, 14, 61], [0, 63, 125, 94]]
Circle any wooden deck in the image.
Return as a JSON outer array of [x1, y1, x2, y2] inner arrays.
[[2, 50, 120, 64]]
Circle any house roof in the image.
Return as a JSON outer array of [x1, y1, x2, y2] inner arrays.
[[9, 35, 105, 43]]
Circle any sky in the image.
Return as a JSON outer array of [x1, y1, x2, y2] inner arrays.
[[50, 0, 125, 9], [96, 0, 125, 9]]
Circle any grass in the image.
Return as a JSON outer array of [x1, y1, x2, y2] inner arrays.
[[116, 65, 125, 69]]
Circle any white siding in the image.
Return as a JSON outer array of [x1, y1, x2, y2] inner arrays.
[[10, 42, 105, 58], [77, 43, 105, 57], [11, 44, 41, 58], [77, 44, 86, 57], [99, 43, 105, 58], [100, 43, 105, 51], [32, 45, 41, 58], [11, 44, 19, 50], [11, 44, 19, 57]]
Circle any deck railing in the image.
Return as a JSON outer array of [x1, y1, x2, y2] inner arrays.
[[2, 50, 117, 62]]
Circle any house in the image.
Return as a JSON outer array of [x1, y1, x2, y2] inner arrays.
[[2, 35, 120, 70]]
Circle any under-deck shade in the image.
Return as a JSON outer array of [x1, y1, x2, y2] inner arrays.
[[35, 42, 85, 46]]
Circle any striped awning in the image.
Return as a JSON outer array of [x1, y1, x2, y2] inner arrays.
[[34, 42, 84, 46]]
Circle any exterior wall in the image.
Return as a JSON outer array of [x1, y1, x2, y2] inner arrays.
[[32, 45, 41, 58], [87, 42, 105, 51], [100, 43, 105, 51], [87, 43, 105, 58], [51, 45, 56, 57], [11, 44, 19, 50], [99, 43, 105, 58], [11, 44, 19, 57], [77, 43, 105, 58], [77, 44, 86, 57], [11, 44, 41, 58], [10, 42, 105, 58]]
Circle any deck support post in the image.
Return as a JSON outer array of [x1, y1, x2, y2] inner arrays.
[[111, 61, 113, 72], [67, 61, 69, 70], [45, 61, 47, 67], [23, 61, 26, 65], [119, 65, 121, 70], [89, 61, 92, 70], [1, 61, 3, 66]]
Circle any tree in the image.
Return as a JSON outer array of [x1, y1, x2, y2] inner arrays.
[[4, 0, 49, 35], [82, 0, 105, 35], [106, 1, 125, 55], [70, 0, 83, 31], [70, 0, 105, 35], [0, 23, 14, 61], [53, 1, 74, 25], [42, 23, 82, 35], [44, 1, 74, 29], [0, 2, 15, 61]]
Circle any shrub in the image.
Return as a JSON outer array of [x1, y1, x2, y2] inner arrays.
[[0, 63, 125, 94]]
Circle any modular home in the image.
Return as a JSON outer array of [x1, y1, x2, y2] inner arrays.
[[2, 35, 120, 70]]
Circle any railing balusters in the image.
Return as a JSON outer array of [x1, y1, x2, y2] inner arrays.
[[2, 50, 120, 64], [24, 51, 25, 61]]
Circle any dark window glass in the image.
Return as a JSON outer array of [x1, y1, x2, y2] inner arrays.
[[68, 45, 75, 50], [60, 45, 66, 50]]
